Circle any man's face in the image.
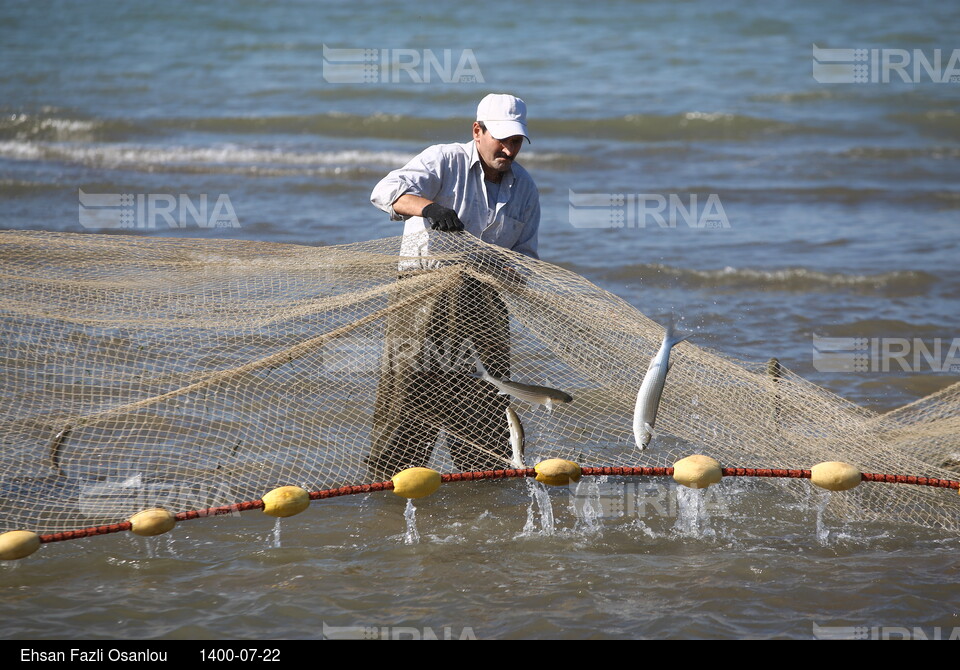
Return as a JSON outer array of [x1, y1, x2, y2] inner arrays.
[[473, 122, 524, 175]]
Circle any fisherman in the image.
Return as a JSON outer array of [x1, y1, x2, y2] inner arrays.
[[366, 93, 541, 480]]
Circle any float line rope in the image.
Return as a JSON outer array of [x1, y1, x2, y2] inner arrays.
[[34, 466, 960, 544]]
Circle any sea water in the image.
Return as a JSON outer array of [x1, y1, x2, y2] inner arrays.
[[1, 0, 959, 640]]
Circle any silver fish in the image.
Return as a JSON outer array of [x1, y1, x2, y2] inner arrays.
[[48, 424, 72, 475], [633, 322, 688, 450], [506, 406, 525, 468], [473, 357, 573, 412], [767, 357, 783, 426]]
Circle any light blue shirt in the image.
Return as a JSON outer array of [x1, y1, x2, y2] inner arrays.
[[370, 140, 540, 260]]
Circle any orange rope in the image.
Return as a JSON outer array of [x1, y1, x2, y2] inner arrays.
[[442, 468, 534, 482], [311, 481, 395, 499], [861, 472, 960, 489], [581, 466, 674, 477], [722, 467, 810, 479]]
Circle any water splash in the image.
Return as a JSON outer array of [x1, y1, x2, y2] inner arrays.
[[537, 482, 556, 535], [272, 517, 282, 549], [521, 480, 555, 536], [139, 532, 179, 558], [814, 490, 832, 545], [160, 531, 177, 557], [674, 486, 715, 539], [403, 498, 420, 545], [522, 480, 538, 534], [632, 516, 658, 539], [571, 478, 602, 534]]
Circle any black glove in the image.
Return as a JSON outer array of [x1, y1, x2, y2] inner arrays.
[[421, 203, 464, 232]]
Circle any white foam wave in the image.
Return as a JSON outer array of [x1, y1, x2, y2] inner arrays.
[[0, 140, 416, 169], [0, 113, 101, 142], [0, 140, 571, 174]]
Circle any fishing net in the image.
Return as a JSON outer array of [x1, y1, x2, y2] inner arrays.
[[1, 229, 959, 537]]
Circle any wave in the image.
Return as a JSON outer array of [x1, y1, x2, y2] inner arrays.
[[748, 90, 847, 104], [822, 319, 958, 338], [737, 17, 795, 37], [160, 110, 812, 142], [536, 111, 810, 141], [657, 185, 960, 208], [0, 110, 143, 142], [838, 145, 960, 161], [0, 139, 408, 167], [764, 186, 949, 207], [0, 179, 65, 197], [0, 108, 820, 143], [598, 264, 938, 296], [573, 184, 960, 209], [0, 139, 577, 175], [889, 110, 960, 140]]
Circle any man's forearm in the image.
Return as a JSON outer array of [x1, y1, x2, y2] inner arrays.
[[395, 195, 464, 232], [392, 194, 434, 218]]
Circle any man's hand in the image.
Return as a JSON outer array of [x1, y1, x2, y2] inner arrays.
[[421, 203, 464, 232]]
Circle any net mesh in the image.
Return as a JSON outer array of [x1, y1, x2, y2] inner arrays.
[[1, 229, 959, 535]]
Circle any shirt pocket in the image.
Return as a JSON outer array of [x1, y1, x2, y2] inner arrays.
[[492, 214, 525, 249]]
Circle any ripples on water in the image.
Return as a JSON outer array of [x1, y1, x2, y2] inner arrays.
[[4, 478, 959, 639]]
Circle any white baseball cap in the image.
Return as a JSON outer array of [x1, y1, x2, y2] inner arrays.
[[476, 94, 530, 143]]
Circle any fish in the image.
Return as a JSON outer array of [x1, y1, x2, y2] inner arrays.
[[506, 406, 525, 468], [633, 322, 688, 450], [472, 357, 573, 412], [767, 357, 783, 425], [48, 424, 73, 475]]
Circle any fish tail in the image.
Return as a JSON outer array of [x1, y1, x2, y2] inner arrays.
[[472, 356, 490, 381], [664, 318, 690, 349]]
